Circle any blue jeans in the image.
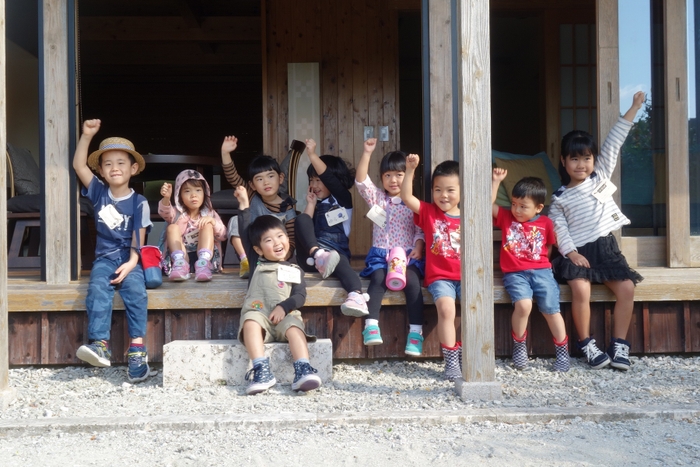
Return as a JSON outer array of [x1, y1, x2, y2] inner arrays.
[[86, 250, 148, 341], [427, 279, 462, 301], [502, 268, 560, 314]]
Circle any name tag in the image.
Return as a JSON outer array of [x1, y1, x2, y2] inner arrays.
[[277, 264, 301, 283], [592, 179, 617, 203], [98, 204, 123, 230], [184, 229, 200, 245], [325, 206, 349, 226], [366, 204, 387, 228]]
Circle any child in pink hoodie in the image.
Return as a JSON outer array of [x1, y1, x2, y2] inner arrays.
[[159, 170, 227, 281]]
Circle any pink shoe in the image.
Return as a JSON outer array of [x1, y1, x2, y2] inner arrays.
[[168, 258, 190, 282], [314, 249, 340, 279], [340, 292, 370, 317], [194, 259, 213, 282]]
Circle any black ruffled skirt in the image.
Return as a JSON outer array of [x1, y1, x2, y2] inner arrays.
[[552, 233, 644, 285]]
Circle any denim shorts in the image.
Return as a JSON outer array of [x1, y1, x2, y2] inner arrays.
[[427, 279, 461, 301], [502, 268, 560, 314]]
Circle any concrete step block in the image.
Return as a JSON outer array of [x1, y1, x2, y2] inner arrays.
[[163, 339, 333, 389]]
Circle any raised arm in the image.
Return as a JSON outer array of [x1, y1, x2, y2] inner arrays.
[[492, 167, 507, 218], [305, 138, 326, 176], [73, 119, 101, 188], [400, 154, 421, 214], [221, 135, 253, 198], [355, 138, 377, 184], [622, 91, 645, 123]]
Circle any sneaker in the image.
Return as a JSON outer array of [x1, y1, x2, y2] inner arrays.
[[314, 249, 340, 279], [245, 358, 276, 395], [404, 332, 424, 356], [553, 338, 571, 372], [239, 257, 250, 279], [607, 338, 631, 371], [76, 340, 111, 368], [578, 337, 611, 369], [340, 292, 370, 317], [441, 345, 462, 381], [291, 361, 322, 392], [169, 258, 190, 281], [362, 325, 383, 345], [194, 258, 213, 282], [512, 336, 528, 370], [127, 345, 150, 383]]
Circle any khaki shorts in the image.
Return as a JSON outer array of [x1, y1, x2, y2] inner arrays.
[[238, 310, 316, 344]]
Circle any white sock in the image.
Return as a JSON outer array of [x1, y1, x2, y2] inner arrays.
[[409, 324, 423, 335], [365, 319, 379, 329]]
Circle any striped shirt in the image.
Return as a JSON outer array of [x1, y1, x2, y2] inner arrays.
[[549, 117, 634, 257]]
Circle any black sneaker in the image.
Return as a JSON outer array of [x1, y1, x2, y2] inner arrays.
[[76, 340, 112, 368], [127, 345, 150, 383], [291, 361, 322, 392], [577, 337, 611, 369], [245, 357, 277, 395], [607, 338, 631, 371]]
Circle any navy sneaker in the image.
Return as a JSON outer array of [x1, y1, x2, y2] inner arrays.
[[245, 357, 276, 395], [578, 337, 611, 369], [607, 338, 631, 371], [76, 340, 112, 368], [127, 345, 150, 383], [291, 361, 322, 392]]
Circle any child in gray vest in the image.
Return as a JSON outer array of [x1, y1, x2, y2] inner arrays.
[[234, 186, 321, 395]]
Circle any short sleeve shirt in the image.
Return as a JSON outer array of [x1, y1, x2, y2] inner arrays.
[[413, 201, 461, 285], [494, 207, 555, 273]]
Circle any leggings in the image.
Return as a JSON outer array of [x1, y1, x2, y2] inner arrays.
[[295, 213, 363, 293], [366, 264, 424, 325]]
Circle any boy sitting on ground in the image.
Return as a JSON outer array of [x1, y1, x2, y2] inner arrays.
[[233, 186, 321, 395]]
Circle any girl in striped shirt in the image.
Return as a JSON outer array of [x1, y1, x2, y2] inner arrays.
[[549, 91, 645, 372]]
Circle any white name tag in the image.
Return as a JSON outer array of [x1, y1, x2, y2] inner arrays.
[[277, 264, 301, 283], [184, 229, 200, 245], [98, 204, 123, 230], [366, 204, 387, 228], [592, 179, 617, 203], [325, 206, 349, 226]]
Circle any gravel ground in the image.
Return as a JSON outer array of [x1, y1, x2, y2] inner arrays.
[[1, 356, 699, 466]]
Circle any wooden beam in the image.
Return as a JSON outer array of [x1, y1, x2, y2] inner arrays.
[[664, 0, 691, 267], [79, 16, 261, 42], [80, 42, 261, 66], [455, 0, 499, 397], [0, 0, 11, 398], [42, 0, 71, 285]]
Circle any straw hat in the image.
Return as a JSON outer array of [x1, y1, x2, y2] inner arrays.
[[87, 137, 146, 174]]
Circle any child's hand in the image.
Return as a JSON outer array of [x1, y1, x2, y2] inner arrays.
[[408, 239, 425, 261], [221, 135, 238, 154], [82, 119, 101, 137], [567, 251, 590, 268], [160, 182, 172, 200], [364, 138, 377, 154], [269, 306, 286, 324], [492, 167, 507, 183], [406, 154, 420, 170], [631, 91, 646, 111], [234, 185, 249, 210], [305, 138, 317, 156], [306, 186, 318, 206], [110, 262, 135, 285], [197, 217, 215, 229]]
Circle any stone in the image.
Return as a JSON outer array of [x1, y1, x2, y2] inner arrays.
[[163, 339, 333, 388], [453, 380, 503, 401]]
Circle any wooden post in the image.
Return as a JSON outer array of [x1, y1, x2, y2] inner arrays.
[[429, 0, 455, 171], [42, 0, 71, 285], [454, 0, 501, 400], [0, 0, 17, 408]]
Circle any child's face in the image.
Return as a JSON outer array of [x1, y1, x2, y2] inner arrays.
[[561, 152, 595, 185], [382, 170, 405, 197], [180, 181, 205, 212], [253, 227, 290, 261], [250, 170, 283, 199], [309, 176, 331, 199], [432, 174, 460, 214], [99, 150, 137, 185], [510, 196, 544, 223]]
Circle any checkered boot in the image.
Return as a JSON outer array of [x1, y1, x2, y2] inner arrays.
[[553, 336, 570, 372], [441, 344, 462, 381], [511, 330, 528, 370]]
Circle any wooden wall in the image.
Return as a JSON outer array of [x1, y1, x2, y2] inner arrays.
[[262, 0, 411, 257]]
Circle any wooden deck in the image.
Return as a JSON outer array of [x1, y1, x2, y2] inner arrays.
[[7, 267, 700, 365]]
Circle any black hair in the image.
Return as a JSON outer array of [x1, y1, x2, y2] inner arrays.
[[307, 155, 356, 189], [558, 130, 598, 185], [431, 160, 459, 187], [248, 215, 287, 249], [511, 177, 546, 206], [99, 153, 137, 167], [248, 155, 282, 181], [379, 151, 407, 175], [179, 178, 211, 212]]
